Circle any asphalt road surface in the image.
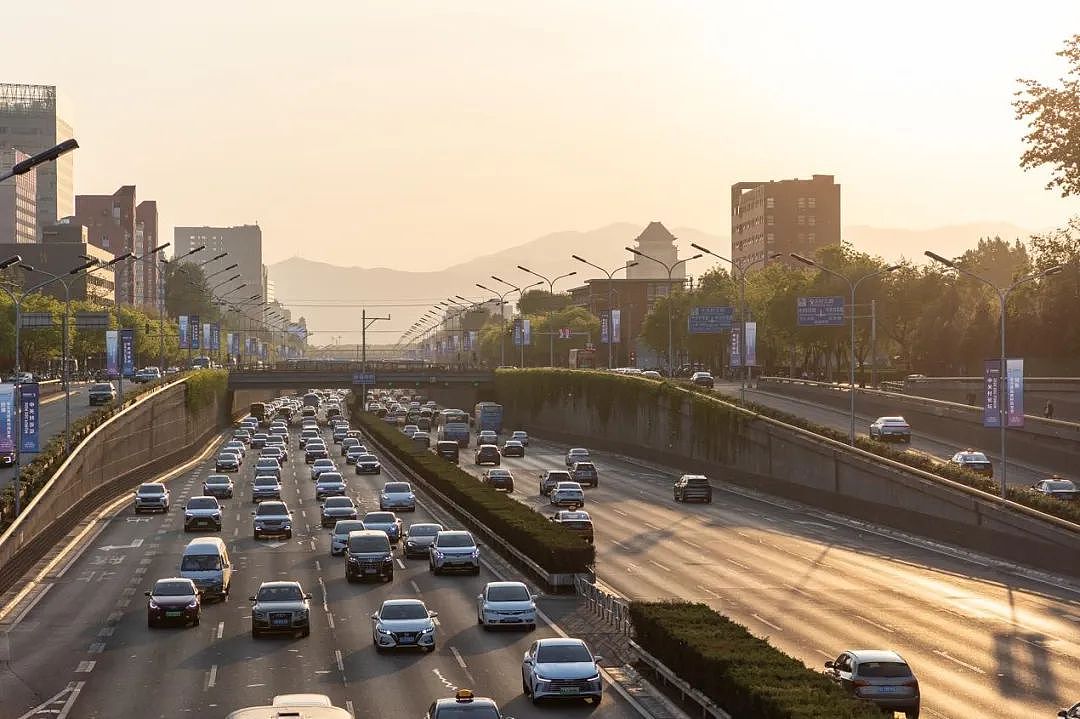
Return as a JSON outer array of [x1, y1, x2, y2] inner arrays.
[[455, 432, 1080, 719], [0, 417, 638, 719], [0, 383, 96, 493]]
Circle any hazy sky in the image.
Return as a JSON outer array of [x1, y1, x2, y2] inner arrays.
[[8, 1, 1080, 271]]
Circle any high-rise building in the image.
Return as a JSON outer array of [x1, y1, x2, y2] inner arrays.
[[174, 224, 262, 308], [0, 222, 115, 303], [730, 174, 841, 269], [0, 84, 75, 236], [136, 200, 159, 306], [0, 148, 37, 244], [75, 185, 138, 304]]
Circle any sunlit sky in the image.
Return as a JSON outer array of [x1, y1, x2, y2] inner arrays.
[[8, 1, 1080, 270]]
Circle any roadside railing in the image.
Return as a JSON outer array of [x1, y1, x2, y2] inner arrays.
[[574, 575, 632, 636], [630, 640, 732, 719]]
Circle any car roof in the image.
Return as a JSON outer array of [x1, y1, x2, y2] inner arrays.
[[878, 416, 907, 422], [381, 598, 426, 608], [536, 637, 587, 648], [558, 511, 591, 520], [153, 576, 195, 585], [569, 448, 588, 453], [485, 580, 527, 590], [437, 530, 472, 538], [258, 580, 302, 589], [846, 649, 907, 663], [333, 520, 365, 530]]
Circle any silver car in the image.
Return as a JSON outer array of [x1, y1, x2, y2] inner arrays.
[[429, 530, 481, 575], [310, 458, 337, 481], [315, 473, 347, 501], [250, 581, 311, 638], [329, 519, 366, 556], [370, 599, 437, 652], [134, 483, 170, 513], [401, 522, 444, 558], [252, 501, 293, 539], [320, 496, 358, 527], [477, 581, 537, 631], [183, 496, 223, 532], [824, 649, 919, 718], [522, 638, 603, 704], [362, 511, 402, 543], [549, 481, 585, 507], [379, 481, 416, 512], [564, 448, 590, 468], [252, 475, 282, 503]]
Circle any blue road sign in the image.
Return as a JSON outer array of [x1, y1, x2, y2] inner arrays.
[[797, 296, 846, 326], [688, 306, 734, 334], [352, 372, 376, 385]]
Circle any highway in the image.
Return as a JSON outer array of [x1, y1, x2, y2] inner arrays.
[[0, 383, 96, 493], [0, 413, 638, 719], [455, 431, 1080, 718]]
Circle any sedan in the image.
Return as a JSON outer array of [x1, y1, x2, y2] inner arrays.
[[501, 440, 525, 458], [549, 481, 585, 507], [251, 475, 283, 503], [401, 522, 445, 558], [252, 501, 293, 539], [346, 447, 368, 465], [202, 474, 235, 499], [310, 458, 337, 481], [429, 530, 481, 575], [477, 430, 498, 446], [329, 519, 366, 556], [564, 448, 589, 468], [949, 450, 993, 478], [824, 649, 919, 718], [1031, 477, 1079, 501], [183, 496, 223, 532], [321, 496, 359, 527], [215, 452, 240, 473], [354, 453, 382, 474], [145, 577, 201, 628], [477, 581, 536, 631], [250, 433, 270, 449], [341, 437, 362, 456], [371, 599, 437, 652], [253, 457, 282, 480], [250, 581, 312, 638], [362, 511, 403, 543], [522, 638, 603, 704], [510, 430, 529, 446], [482, 468, 515, 493], [315, 473, 348, 501], [869, 416, 912, 443], [380, 481, 416, 512], [305, 443, 330, 463]]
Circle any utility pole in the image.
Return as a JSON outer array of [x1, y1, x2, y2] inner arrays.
[[361, 308, 390, 398]]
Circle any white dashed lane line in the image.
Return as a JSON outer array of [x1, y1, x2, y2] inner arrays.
[[450, 646, 468, 669], [216, 621, 224, 639], [207, 664, 218, 689]]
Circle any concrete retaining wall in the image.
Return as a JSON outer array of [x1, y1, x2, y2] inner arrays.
[[501, 380, 1080, 579]]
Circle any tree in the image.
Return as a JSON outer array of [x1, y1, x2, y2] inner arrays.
[[518, 289, 573, 315], [1014, 34, 1080, 196], [164, 262, 220, 321]]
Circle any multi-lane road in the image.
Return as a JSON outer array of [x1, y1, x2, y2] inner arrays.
[[0, 383, 96, 492], [0, 411, 639, 719], [454, 431, 1080, 718]]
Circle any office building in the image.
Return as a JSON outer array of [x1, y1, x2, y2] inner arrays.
[[730, 174, 841, 269], [0, 148, 37, 244], [74, 185, 138, 304], [0, 84, 75, 236], [136, 200, 159, 307], [0, 222, 115, 303], [174, 224, 262, 309]]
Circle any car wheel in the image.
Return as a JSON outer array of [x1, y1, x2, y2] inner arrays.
[[905, 710, 919, 719], [424, 644, 435, 653], [374, 641, 385, 653], [472, 566, 481, 576], [253, 532, 260, 540], [301, 627, 310, 638], [251, 628, 260, 638], [147, 617, 155, 628], [286, 531, 293, 539], [522, 674, 531, 696], [193, 614, 200, 627], [506, 483, 513, 494], [527, 623, 536, 631], [346, 573, 355, 583], [385, 571, 394, 582]]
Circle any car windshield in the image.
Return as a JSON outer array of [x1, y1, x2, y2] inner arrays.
[[256, 503, 287, 515], [433, 707, 500, 719], [206, 476, 229, 485], [324, 497, 353, 508], [437, 533, 475, 548], [181, 555, 222, 571], [257, 585, 303, 602], [315, 460, 334, 467], [349, 535, 389, 552], [686, 477, 709, 486], [960, 453, 989, 463], [364, 513, 394, 524], [857, 661, 913, 678], [547, 472, 571, 481], [384, 483, 410, 493], [91, 383, 112, 391], [1046, 480, 1076, 491], [139, 485, 164, 494], [489, 470, 511, 478], [537, 643, 593, 663], [318, 473, 343, 483], [357, 454, 377, 461], [152, 581, 194, 596], [380, 603, 428, 620], [187, 498, 217, 510], [575, 463, 595, 471], [334, 522, 365, 535], [254, 477, 278, 487], [257, 459, 278, 467], [408, 524, 442, 536], [488, 585, 530, 602]]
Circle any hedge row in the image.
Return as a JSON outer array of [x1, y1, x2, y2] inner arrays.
[[185, 369, 228, 411], [630, 601, 881, 719], [348, 394, 594, 574]]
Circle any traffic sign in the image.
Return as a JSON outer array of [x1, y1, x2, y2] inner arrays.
[[352, 372, 376, 385], [75, 312, 109, 329], [688, 306, 734, 334], [20, 312, 53, 328], [796, 296, 845, 326]]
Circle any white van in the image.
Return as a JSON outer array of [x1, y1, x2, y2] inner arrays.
[[179, 537, 232, 599]]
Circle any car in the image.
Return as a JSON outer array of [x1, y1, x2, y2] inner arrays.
[[428, 690, 503, 719], [345, 446, 368, 464], [949, 450, 994, 477], [232, 429, 252, 445], [260, 445, 287, 464], [345, 529, 395, 582], [429, 530, 481, 575], [362, 511, 403, 543], [477, 581, 536, 631], [571, 461, 598, 488], [869, 416, 912, 443], [551, 510, 594, 543], [482, 468, 515, 492], [501, 440, 525, 457], [332, 426, 349, 443], [673, 474, 712, 503], [215, 452, 240, 473], [371, 599, 437, 652], [253, 457, 282, 480], [88, 382, 117, 405], [252, 501, 293, 539], [565, 448, 590, 468], [550, 481, 585, 507], [642, 370, 662, 380], [299, 428, 320, 447], [1031, 476, 1079, 501], [250, 581, 311, 638], [250, 432, 270, 449], [824, 649, 919, 719], [690, 371, 715, 387], [310, 458, 337, 481], [475, 444, 501, 466], [477, 430, 498, 446], [354, 453, 382, 474], [435, 440, 460, 463], [183, 496, 223, 532], [402, 424, 420, 438], [202, 474, 235, 499], [539, 469, 572, 496], [251, 475, 283, 503], [321, 496, 358, 527], [145, 577, 201, 628], [223, 440, 246, 456], [380, 481, 416, 512], [329, 519, 366, 556], [134, 483, 170, 513], [340, 437, 362, 456], [305, 442, 330, 463], [510, 430, 529, 446], [401, 522, 445, 558], [1059, 702, 1080, 718], [521, 637, 603, 704], [315, 473, 348, 501], [411, 431, 431, 448]]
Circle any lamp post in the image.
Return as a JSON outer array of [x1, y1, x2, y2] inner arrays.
[[515, 266, 577, 367], [0, 138, 79, 183], [136, 241, 186, 382], [790, 254, 901, 445], [624, 248, 701, 375], [925, 251, 1062, 495], [571, 255, 637, 369]]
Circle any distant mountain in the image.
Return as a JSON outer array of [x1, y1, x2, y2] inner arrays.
[[843, 222, 1034, 262]]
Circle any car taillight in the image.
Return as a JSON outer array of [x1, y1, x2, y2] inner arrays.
[[901, 678, 918, 688], [851, 679, 870, 688]]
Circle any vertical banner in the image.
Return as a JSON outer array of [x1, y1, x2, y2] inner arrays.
[[745, 321, 757, 367], [106, 330, 119, 378], [467, 330, 478, 350], [225, 332, 233, 356], [190, 314, 201, 349], [247, 337, 258, 355], [983, 359, 1002, 428], [19, 383, 39, 453], [260, 341, 268, 360], [600, 317, 609, 344], [0, 383, 14, 455], [210, 323, 220, 351], [522, 318, 532, 346], [120, 328, 135, 377], [611, 309, 621, 344], [1006, 358, 1024, 427], [202, 323, 211, 352], [730, 323, 743, 368], [178, 315, 189, 350], [231, 333, 240, 355], [512, 319, 522, 346]]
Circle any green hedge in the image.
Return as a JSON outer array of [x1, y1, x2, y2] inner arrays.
[[185, 369, 228, 411], [349, 395, 594, 574], [630, 602, 881, 719]]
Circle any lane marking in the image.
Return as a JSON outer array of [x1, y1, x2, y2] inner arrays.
[[610, 539, 628, 550], [751, 613, 783, 632], [642, 521, 663, 531], [410, 580, 421, 593], [327, 612, 335, 629], [55, 681, 84, 719], [681, 538, 702, 549], [315, 560, 322, 571], [932, 649, 985, 674], [854, 614, 894, 633], [207, 664, 218, 689], [725, 558, 751, 570], [88, 643, 105, 654], [450, 645, 468, 669], [783, 583, 811, 597], [216, 621, 224, 639], [648, 559, 672, 573], [97, 627, 114, 637], [346, 700, 355, 717], [335, 648, 345, 672], [432, 616, 441, 626], [696, 585, 722, 599], [611, 508, 628, 517], [395, 558, 406, 569], [75, 660, 96, 673]]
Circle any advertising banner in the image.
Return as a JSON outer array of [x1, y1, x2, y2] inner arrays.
[[259, 341, 268, 361], [611, 309, 621, 344], [210, 323, 220, 351], [202, 323, 211, 352], [178, 315, 189, 349], [688, 306, 735, 334], [20, 383, 39, 453], [730, 323, 743, 368], [232, 333, 240, 355], [247, 337, 257, 355], [106, 330, 119, 378], [1006, 358, 1024, 428], [600, 316, 609, 344], [0, 383, 15, 454], [983, 359, 1002, 428], [512, 319, 522, 347], [796, 296, 846, 326], [120, 328, 135, 377], [467, 330, 478, 350], [522, 319, 532, 346], [745, 321, 758, 367], [190, 315, 201, 349], [225, 332, 233, 356]]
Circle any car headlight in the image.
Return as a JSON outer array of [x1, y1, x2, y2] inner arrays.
[[419, 625, 435, 634], [376, 625, 391, 635], [297, 609, 309, 618], [470, 549, 480, 558], [433, 550, 445, 559], [148, 599, 160, 609], [211, 513, 220, 519], [185, 513, 194, 519], [254, 610, 266, 618], [187, 599, 199, 609], [533, 672, 550, 682]]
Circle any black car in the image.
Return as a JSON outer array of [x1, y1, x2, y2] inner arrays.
[[250, 581, 311, 638], [691, 371, 715, 387], [482, 468, 514, 492], [1031, 477, 1079, 501], [146, 578, 201, 628], [673, 474, 712, 503], [202, 474, 234, 499], [305, 444, 329, 463], [474, 444, 501, 466], [500, 440, 525, 457], [571, 462, 598, 488], [436, 441, 459, 464], [215, 453, 240, 473]]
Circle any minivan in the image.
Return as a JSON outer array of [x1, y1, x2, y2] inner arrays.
[[179, 537, 233, 599]]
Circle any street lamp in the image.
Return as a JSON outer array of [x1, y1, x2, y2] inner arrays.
[[791, 253, 901, 445], [205, 263, 239, 281], [516, 266, 577, 367], [210, 274, 242, 293], [0, 139, 79, 183], [571, 255, 637, 369], [925, 250, 1062, 495], [624, 248, 701, 374], [197, 252, 228, 267]]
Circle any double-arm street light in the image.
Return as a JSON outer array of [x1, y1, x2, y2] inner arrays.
[[624, 248, 701, 374], [791, 253, 902, 445], [515, 266, 577, 367], [925, 250, 1063, 495], [571, 256, 637, 369], [0, 139, 79, 183]]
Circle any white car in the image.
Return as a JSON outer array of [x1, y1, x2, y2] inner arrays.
[[314, 473, 347, 501], [549, 481, 585, 507], [477, 581, 537, 631], [429, 530, 481, 575], [329, 520, 366, 556], [310, 458, 337, 481], [371, 599, 437, 653], [380, 481, 416, 512], [134, 483, 170, 513], [522, 637, 603, 704]]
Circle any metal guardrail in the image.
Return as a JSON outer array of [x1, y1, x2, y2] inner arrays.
[[629, 640, 731, 719], [574, 575, 632, 636]]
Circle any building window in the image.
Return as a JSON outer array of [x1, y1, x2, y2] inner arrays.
[[797, 197, 806, 209], [766, 215, 774, 226], [797, 215, 805, 225], [807, 215, 816, 226], [765, 197, 775, 209], [808, 233, 816, 243], [807, 197, 817, 209], [766, 233, 775, 244], [798, 233, 806, 242]]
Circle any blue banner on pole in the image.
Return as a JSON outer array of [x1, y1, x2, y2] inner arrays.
[[611, 309, 621, 344], [745, 321, 757, 367], [120, 328, 135, 377], [983, 359, 1001, 428], [796, 296, 846, 326], [178, 315, 189, 350], [688, 306, 734, 334], [106, 330, 119, 378], [1006, 358, 1024, 427], [20, 383, 39, 453], [210, 323, 220, 351], [189, 315, 201, 349], [0, 383, 14, 454], [730, 323, 743, 368], [352, 372, 376, 385]]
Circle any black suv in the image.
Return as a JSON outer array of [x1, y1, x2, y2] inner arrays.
[[539, 469, 572, 496], [673, 474, 712, 503], [345, 530, 394, 583], [436, 441, 459, 464], [571, 462, 599, 488], [474, 444, 501, 466]]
